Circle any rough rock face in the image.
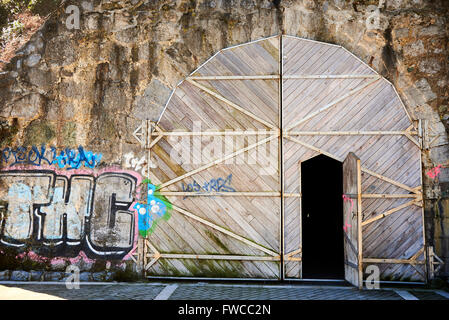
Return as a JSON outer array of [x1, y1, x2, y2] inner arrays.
[[0, 0, 448, 277]]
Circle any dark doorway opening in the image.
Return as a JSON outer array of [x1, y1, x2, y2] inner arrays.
[[301, 154, 344, 279]]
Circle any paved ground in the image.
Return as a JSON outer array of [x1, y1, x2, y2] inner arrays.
[[1, 281, 448, 300]]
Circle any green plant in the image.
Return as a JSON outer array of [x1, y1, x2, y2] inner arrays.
[[1, 0, 27, 15], [1, 19, 24, 42]]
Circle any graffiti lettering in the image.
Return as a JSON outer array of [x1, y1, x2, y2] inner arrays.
[[0, 170, 138, 259], [123, 152, 156, 176], [53, 146, 102, 169], [1, 145, 102, 169], [181, 174, 235, 199]]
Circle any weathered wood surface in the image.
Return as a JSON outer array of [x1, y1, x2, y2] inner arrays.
[[144, 35, 425, 281], [149, 36, 282, 279], [282, 36, 424, 281], [342, 153, 360, 287]]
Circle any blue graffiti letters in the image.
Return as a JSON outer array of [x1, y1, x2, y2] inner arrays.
[[53, 146, 102, 169], [181, 174, 235, 199], [1, 145, 102, 169]]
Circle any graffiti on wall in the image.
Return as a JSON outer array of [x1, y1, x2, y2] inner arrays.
[[181, 174, 236, 199], [1, 145, 103, 169], [133, 180, 172, 237], [122, 151, 157, 177], [426, 164, 442, 179], [0, 168, 140, 259]]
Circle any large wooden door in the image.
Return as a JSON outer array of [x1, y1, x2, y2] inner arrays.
[[134, 35, 426, 282], [139, 36, 283, 279], [281, 35, 425, 283], [342, 152, 362, 288]]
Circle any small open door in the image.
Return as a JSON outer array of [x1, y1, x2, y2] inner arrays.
[[342, 152, 362, 288]]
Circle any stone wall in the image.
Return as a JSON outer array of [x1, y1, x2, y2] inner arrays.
[[0, 0, 448, 278]]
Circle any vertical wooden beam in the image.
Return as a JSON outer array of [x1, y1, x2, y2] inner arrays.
[[279, 34, 284, 280], [298, 161, 303, 279], [418, 119, 429, 282], [357, 159, 363, 289], [427, 246, 434, 280], [143, 238, 148, 276], [137, 237, 144, 274]]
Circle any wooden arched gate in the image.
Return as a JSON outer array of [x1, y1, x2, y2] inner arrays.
[[131, 35, 426, 286]]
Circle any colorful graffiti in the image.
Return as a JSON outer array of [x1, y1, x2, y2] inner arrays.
[[426, 164, 442, 179], [0, 168, 140, 259], [133, 179, 172, 237], [123, 151, 157, 177], [342, 194, 353, 232], [1, 145, 102, 169], [181, 174, 235, 199]]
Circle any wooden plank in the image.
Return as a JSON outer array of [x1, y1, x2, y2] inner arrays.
[[287, 131, 418, 136], [168, 139, 281, 252], [361, 194, 418, 199], [362, 206, 422, 263], [149, 139, 282, 276], [357, 159, 363, 289], [285, 77, 381, 130], [159, 135, 278, 189], [284, 74, 380, 79], [285, 72, 396, 146], [205, 79, 279, 127], [189, 75, 280, 80], [282, 76, 386, 159], [286, 136, 416, 193], [171, 204, 278, 256], [283, 49, 355, 117], [186, 79, 276, 128], [288, 79, 393, 156], [284, 135, 418, 194], [159, 191, 299, 197], [283, 51, 372, 117], [342, 152, 360, 287], [361, 199, 419, 226], [363, 258, 425, 264], [284, 41, 340, 77], [151, 130, 279, 136], [169, 195, 278, 276], [363, 208, 423, 261], [149, 253, 280, 261], [165, 196, 277, 276], [362, 185, 422, 252]]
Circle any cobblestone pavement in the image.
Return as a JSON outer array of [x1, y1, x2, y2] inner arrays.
[[1, 281, 448, 300]]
